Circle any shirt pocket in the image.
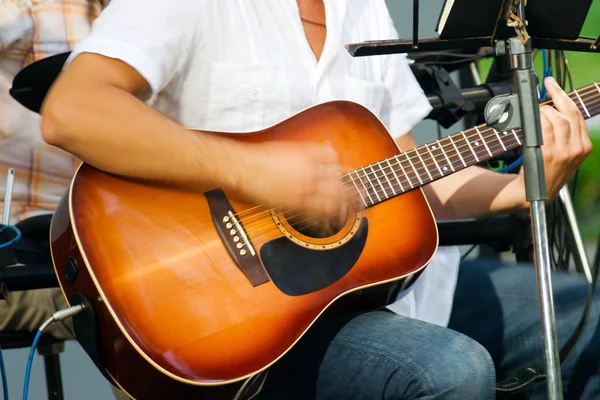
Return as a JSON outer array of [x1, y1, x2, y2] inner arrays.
[[204, 61, 290, 132]]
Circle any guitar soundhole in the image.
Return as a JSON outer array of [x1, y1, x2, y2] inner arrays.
[[260, 217, 369, 296], [283, 211, 347, 239]]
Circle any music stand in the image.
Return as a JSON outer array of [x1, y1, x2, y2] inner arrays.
[[345, 1, 597, 399]]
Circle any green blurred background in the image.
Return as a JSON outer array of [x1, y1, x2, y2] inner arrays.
[[478, 3, 600, 241]]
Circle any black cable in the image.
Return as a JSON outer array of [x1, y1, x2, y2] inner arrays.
[[413, 0, 419, 50], [461, 245, 477, 260], [556, 51, 563, 88], [549, 202, 560, 268], [565, 51, 574, 92], [593, 228, 600, 279], [570, 169, 579, 201]]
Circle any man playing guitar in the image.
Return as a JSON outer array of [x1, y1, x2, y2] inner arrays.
[[40, 0, 597, 398]]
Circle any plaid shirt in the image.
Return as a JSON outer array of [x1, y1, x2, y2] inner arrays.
[[0, 0, 104, 224]]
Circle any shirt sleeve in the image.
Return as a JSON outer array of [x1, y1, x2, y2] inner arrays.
[[377, 3, 433, 139], [67, 0, 200, 97]]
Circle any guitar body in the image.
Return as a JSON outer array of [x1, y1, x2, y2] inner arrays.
[[50, 101, 438, 399]]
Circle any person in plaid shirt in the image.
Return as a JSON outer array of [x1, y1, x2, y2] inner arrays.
[[0, 1, 128, 398]]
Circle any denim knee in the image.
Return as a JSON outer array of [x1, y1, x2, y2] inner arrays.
[[257, 311, 498, 400], [384, 331, 497, 400]]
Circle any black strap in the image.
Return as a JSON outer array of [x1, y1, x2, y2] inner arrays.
[[495, 255, 598, 395]]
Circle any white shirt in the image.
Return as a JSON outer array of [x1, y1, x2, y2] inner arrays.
[[68, 0, 460, 327]]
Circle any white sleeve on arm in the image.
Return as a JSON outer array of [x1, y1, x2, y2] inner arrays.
[[377, 3, 433, 139], [67, 0, 199, 97]]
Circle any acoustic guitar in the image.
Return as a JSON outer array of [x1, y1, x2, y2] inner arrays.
[[49, 81, 600, 399]]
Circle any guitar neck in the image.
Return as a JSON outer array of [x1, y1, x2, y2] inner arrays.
[[346, 81, 600, 208]]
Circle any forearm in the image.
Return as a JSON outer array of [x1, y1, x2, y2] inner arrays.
[[423, 165, 527, 220], [41, 65, 247, 194]]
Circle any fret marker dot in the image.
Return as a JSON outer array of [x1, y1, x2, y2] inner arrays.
[[474, 141, 479, 146], [431, 145, 436, 150], [503, 131, 508, 135], [443, 166, 448, 171]]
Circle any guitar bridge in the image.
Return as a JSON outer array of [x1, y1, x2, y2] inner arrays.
[[224, 211, 256, 257], [204, 188, 269, 287]]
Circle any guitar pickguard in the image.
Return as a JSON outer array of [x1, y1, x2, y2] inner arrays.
[[259, 218, 369, 296]]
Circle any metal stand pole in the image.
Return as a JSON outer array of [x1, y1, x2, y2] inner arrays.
[[509, 4, 563, 396], [2, 168, 14, 225], [484, 3, 563, 396]]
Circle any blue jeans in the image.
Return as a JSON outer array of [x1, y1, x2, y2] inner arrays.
[[255, 259, 600, 399]]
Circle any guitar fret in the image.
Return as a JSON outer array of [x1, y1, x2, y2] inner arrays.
[[347, 172, 367, 207], [595, 82, 600, 95], [511, 130, 522, 145], [378, 161, 396, 196], [415, 148, 433, 181], [483, 128, 504, 157], [386, 159, 403, 192], [448, 135, 467, 167], [370, 165, 387, 200], [404, 152, 423, 185], [574, 89, 590, 118], [494, 129, 507, 152], [462, 131, 479, 162], [394, 155, 413, 188], [500, 130, 518, 148], [354, 170, 374, 205], [425, 144, 444, 176], [436, 142, 454, 172], [364, 167, 382, 202], [475, 127, 493, 157]]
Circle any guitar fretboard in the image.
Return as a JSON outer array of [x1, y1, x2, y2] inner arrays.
[[346, 81, 600, 208]]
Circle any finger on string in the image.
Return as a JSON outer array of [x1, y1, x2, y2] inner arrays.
[[539, 109, 555, 148], [545, 76, 584, 124], [579, 116, 592, 157], [540, 105, 570, 150]]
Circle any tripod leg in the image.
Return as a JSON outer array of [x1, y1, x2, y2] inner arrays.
[[558, 185, 592, 282]]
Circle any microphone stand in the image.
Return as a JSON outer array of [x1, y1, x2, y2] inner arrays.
[[485, 2, 562, 397]]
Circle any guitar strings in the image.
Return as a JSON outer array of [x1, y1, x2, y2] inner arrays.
[[242, 135, 512, 238], [233, 85, 600, 223], [241, 101, 596, 241], [233, 86, 600, 230], [238, 90, 600, 235], [239, 91, 600, 234], [238, 90, 598, 230], [244, 102, 598, 239], [241, 102, 600, 238], [233, 86, 600, 223]]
